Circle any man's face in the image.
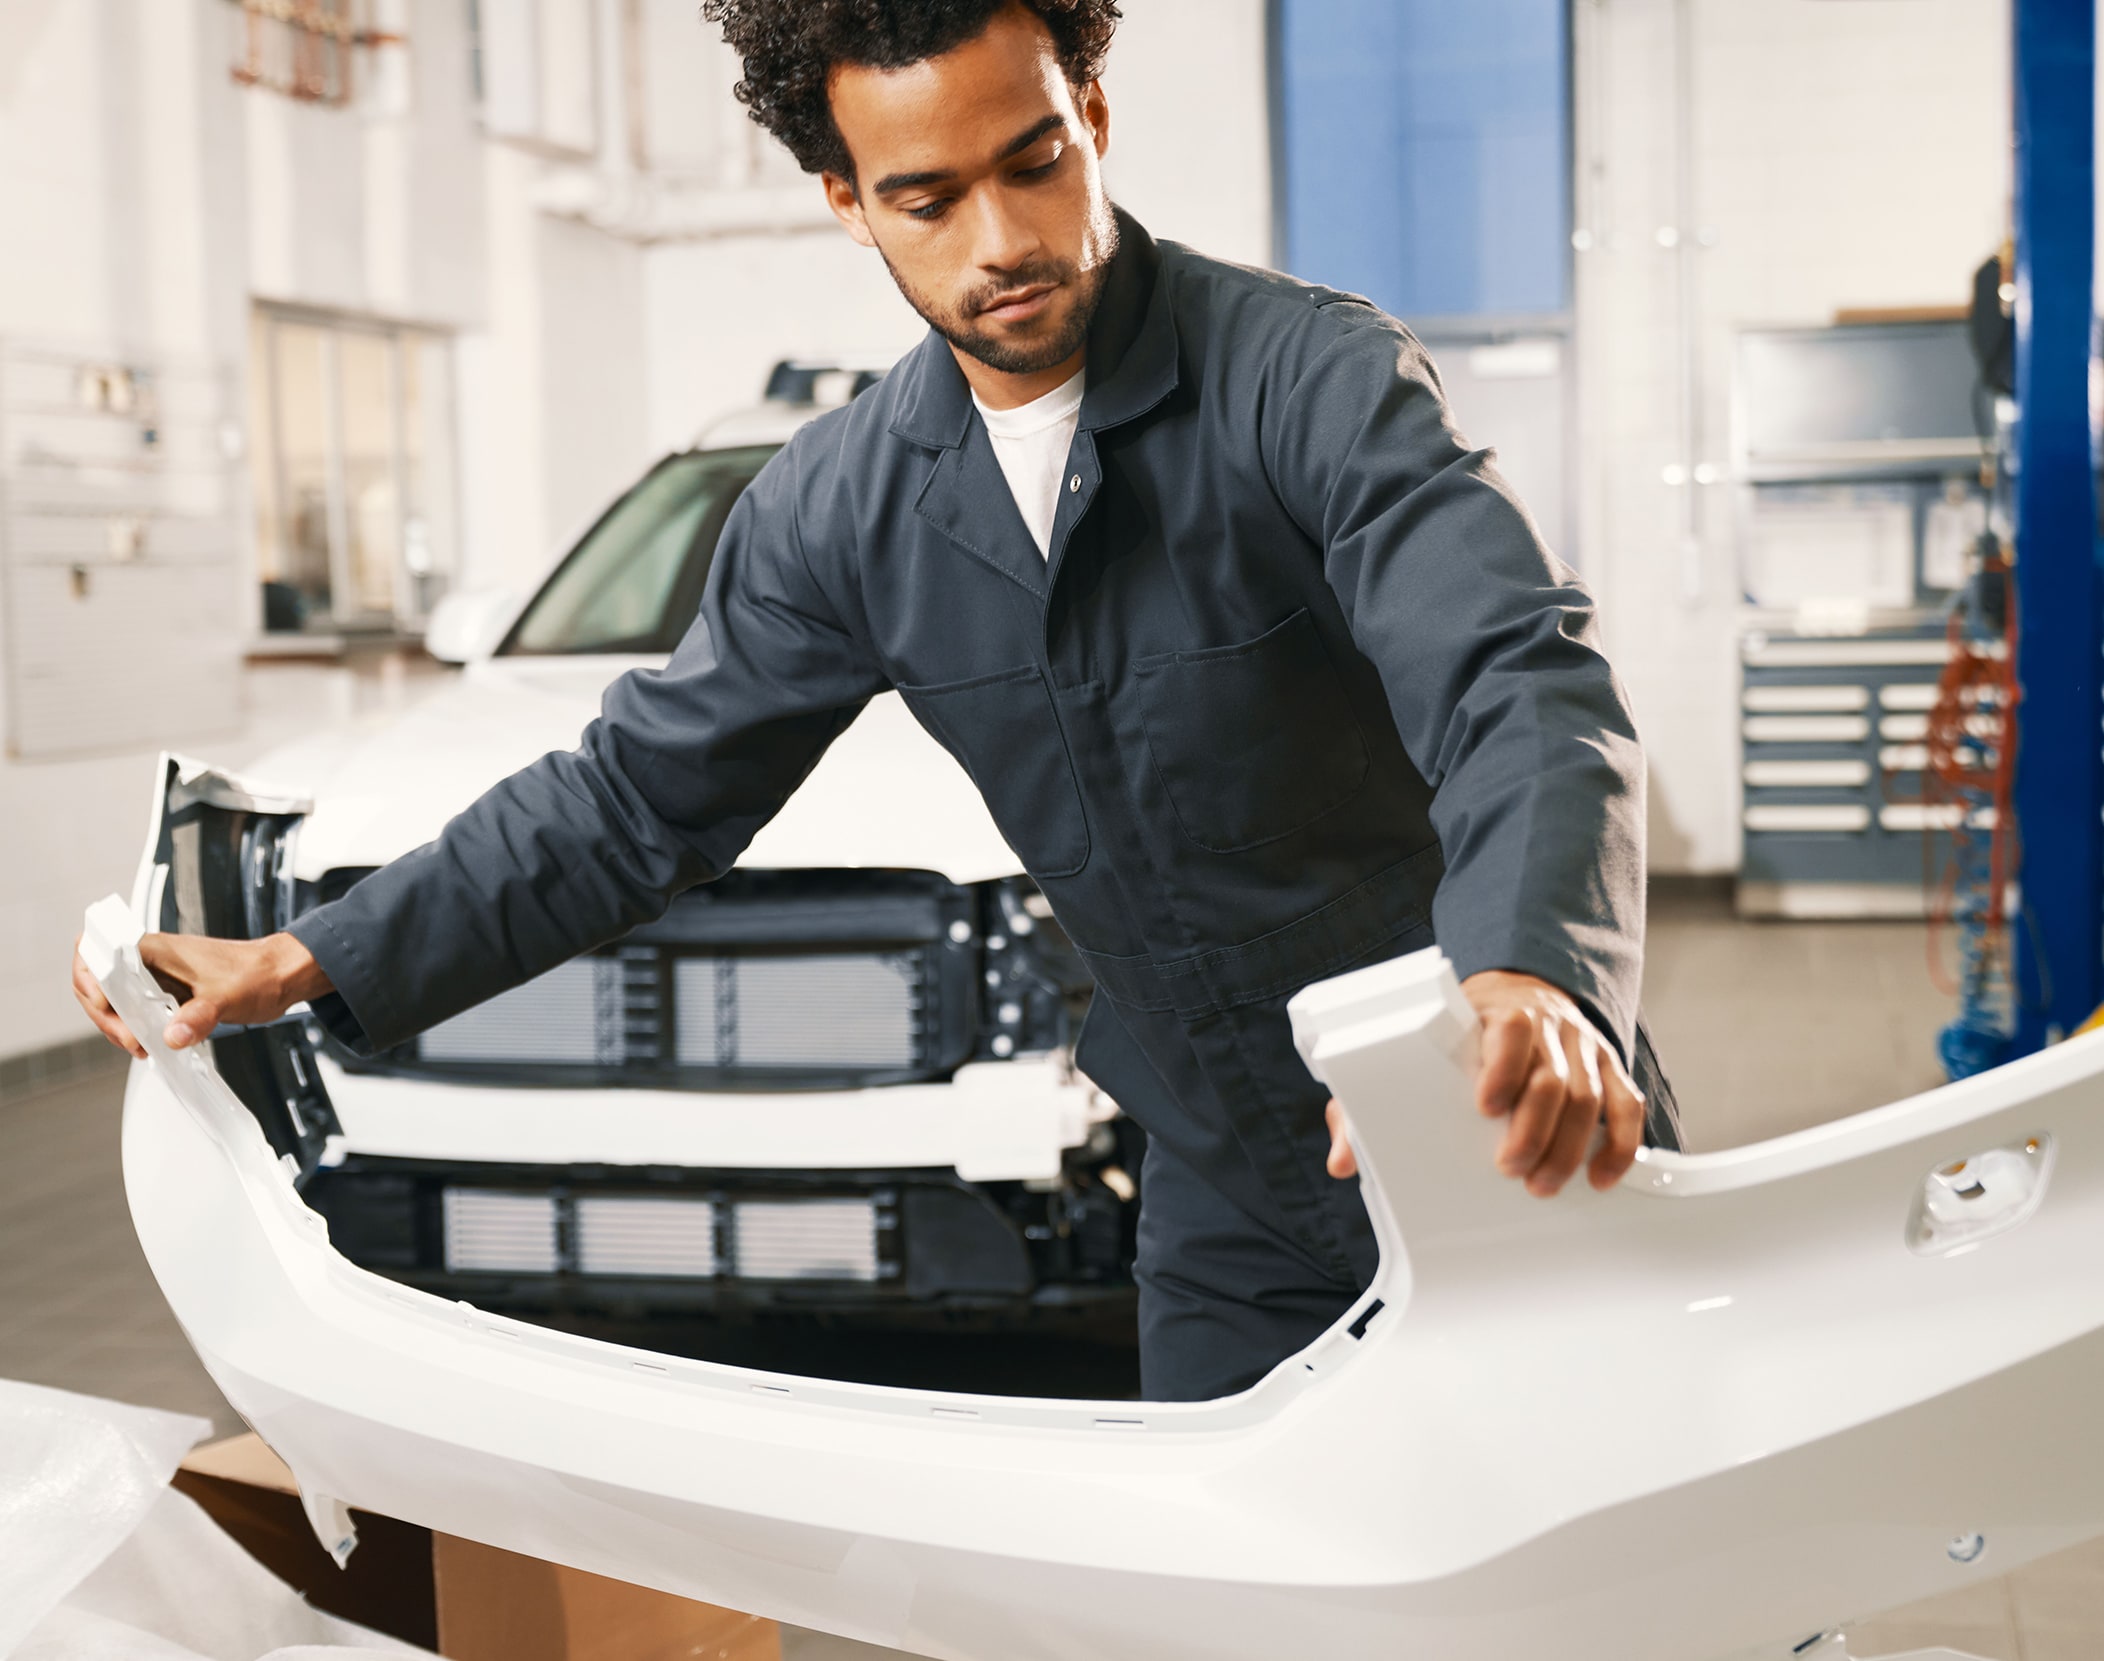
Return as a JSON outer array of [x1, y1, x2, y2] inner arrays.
[[823, 4, 1117, 385]]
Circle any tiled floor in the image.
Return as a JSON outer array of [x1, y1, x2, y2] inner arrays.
[[0, 1056, 238, 1434], [1642, 882, 1956, 1153], [1840, 1543, 2104, 1661], [1, 892, 2094, 1659]]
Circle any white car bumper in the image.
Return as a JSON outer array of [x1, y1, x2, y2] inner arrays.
[[86, 895, 2104, 1661]]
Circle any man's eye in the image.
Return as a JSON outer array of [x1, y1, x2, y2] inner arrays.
[[1016, 152, 1063, 181], [905, 199, 951, 221]]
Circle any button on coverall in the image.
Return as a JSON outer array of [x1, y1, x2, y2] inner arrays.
[[289, 211, 1678, 1403]]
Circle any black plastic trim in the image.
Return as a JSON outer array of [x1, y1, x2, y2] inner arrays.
[[301, 869, 1090, 1093]]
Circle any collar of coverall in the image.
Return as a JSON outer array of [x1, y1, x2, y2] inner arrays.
[[887, 205, 1180, 451]]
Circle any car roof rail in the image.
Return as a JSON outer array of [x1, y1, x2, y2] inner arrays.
[[763, 360, 888, 407]]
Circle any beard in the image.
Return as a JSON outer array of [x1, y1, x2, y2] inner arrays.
[[879, 207, 1120, 376]]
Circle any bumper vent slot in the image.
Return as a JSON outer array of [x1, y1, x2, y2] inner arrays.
[[439, 1189, 885, 1284], [575, 1195, 719, 1278], [442, 1189, 558, 1273], [731, 1198, 880, 1282]]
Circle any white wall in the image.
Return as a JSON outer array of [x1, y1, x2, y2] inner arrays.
[[642, 234, 925, 454], [455, 144, 549, 597], [0, 0, 251, 1062], [242, 0, 486, 325], [1101, 0, 1273, 266], [0, 0, 135, 347], [1573, 0, 2011, 873], [0, 0, 655, 1060], [538, 213, 650, 548], [637, 0, 1278, 450]]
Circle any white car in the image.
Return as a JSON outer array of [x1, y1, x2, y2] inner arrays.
[[204, 365, 1139, 1363]]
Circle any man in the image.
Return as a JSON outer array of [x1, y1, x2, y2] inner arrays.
[[76, 0, 1676, 1402]]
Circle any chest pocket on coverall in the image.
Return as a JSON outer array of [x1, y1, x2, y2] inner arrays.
[[897, 664, 1092, 878], [1135, 608, 1372, 853]]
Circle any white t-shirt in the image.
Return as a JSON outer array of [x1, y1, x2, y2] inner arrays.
[[972, 368, 1086, 560]]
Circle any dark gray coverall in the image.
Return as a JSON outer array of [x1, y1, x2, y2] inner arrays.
[[290, 211, 1677, 1402]]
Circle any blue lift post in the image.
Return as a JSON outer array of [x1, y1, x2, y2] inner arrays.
[[2010, 0, 2104, 1054]]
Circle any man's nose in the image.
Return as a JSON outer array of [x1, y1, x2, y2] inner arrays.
[[965, 185, 1041, 279]]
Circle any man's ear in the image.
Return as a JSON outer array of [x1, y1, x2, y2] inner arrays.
[[823, 172, 876, 248], [1079, 79, 1110, 160]]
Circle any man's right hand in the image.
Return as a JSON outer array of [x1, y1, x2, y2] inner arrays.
[[73, 931, 334, 1058]]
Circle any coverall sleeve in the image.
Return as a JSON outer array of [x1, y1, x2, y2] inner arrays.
[[1263, 305, 1647, 1056], [285, 438, 887, 1054]]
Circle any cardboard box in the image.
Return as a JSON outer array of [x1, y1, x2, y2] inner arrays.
[[175, 1434, 780, 1661], [174, 1433, 437, 1648], [434, 1534, 778, 1661]]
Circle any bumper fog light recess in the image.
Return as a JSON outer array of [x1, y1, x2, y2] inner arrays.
[[1907, 1136, 2055, 1257]]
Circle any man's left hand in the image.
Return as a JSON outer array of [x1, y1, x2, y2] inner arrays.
[[1323, 970, 1645, 1197]]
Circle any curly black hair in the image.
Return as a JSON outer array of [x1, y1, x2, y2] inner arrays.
[[699, 0, 1121, 179]]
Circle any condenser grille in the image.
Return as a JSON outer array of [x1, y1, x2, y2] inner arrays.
[[672, 954, 921, 1070], [574, 1195, 718, 1278], [410, 952, 925, 1074], [419, 958, 626, 1065], [442, 1188, 558, 1274], [732, 1198, 881, 1282]]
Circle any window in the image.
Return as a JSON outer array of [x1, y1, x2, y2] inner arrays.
[[1270, 0, 1576, 555], [501, 448, 774, 656], [1272, 0, 1571, 325], [247, 309, 458, 635]]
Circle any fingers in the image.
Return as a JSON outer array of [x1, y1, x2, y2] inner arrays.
[[165, 992, 222, 1051], [1334, 996, 1636, 1195], [1462, 971, 1641, 1199], [71, 942, 116, 1023], [1475, 1007, 1535, 1119], [1488, 1011, 1616, 1199], [1489, 1019, 1636, 1198], [72, 931, 294, 1058], [139, 935, 221, 1048], [1495, 1009, 1568, 1180], [1526, 1017, 1604, 1198], [1324, 1098, 1357, 1179], [137, 935, 205, 1049], [1588, 1054, 1646, 1191], [72, 942, 146, 1059]]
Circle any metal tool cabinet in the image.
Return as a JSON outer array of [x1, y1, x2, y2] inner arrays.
[[1737, 627, 1966, 918], [1729, 320, 1990, 920]]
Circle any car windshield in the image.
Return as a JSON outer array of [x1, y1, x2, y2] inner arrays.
[[500, 445, 778, 655]]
